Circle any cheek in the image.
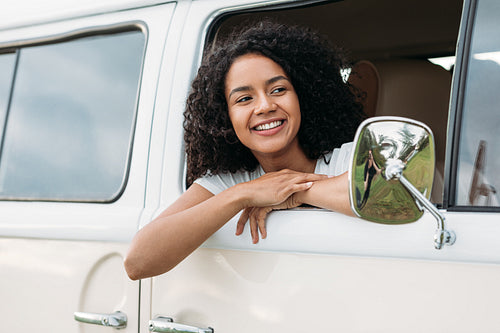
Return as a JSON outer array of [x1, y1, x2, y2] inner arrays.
[[289, 93, 301, 118], [291, 101, 302, 128], [226, 112, 244, 143], [227, 114, 245, 144], [227, 109, 237, 129], [228, 108, 248, 131]]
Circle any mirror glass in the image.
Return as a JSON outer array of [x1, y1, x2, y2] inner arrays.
[[349, 117, 435, 223]]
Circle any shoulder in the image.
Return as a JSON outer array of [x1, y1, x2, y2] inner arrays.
[[193, 167, 264, 195], [316, 142, 353, 176]]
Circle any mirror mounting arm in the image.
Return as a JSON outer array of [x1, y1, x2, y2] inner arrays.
[[384, 158, 456, 249], [398, 175, 456, 249]]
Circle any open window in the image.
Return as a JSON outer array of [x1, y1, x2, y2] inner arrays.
[[196, 0, 463, 205]]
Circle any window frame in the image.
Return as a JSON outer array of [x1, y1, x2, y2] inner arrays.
[[444, 0, 500, 213], [0, 50, 18, 155], [0, 1, 177, 242], [0, 22, 148, 203]]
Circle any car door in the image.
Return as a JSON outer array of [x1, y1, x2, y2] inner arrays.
[[0, 3, 175, 332], [146, 0, 500, 332]]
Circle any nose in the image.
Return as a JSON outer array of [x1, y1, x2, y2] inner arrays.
[[254, 93, 275, 115]]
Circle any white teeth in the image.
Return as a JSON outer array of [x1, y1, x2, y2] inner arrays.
[[255, 120, 283, 131]]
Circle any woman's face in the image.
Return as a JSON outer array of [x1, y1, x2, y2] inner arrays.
[[225, 53, 302, 159]]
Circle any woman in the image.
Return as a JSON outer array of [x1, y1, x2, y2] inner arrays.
[[360, 149, 382, 209], [124, 20, 364, 280]]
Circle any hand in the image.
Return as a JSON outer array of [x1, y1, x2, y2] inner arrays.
[[235, 191, 303, 244], [237, 169, 328, 209]]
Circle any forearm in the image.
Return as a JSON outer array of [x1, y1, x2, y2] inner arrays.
[[125, 187, 245, 280], [296, 172, 354, 216]]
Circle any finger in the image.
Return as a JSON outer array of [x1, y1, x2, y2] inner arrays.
[[275, 170, 327, 182], [272, 182, 312, 206], [236, 208, 251, 235], [280, 174, 327, 192], [257, 207, 272, 239], [249, 208, 259, 244], [290, 181, 314, 193], [299, 173, 329, 182]]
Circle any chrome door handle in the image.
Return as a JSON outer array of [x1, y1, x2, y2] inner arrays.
[[149, 316, 213, 333], [74, 310, 127, 329]]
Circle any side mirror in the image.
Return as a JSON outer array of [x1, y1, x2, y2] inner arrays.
[[348, 116, 455, 249]]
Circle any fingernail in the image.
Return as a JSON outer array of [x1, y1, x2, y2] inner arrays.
[[306, 181, 313, 187]]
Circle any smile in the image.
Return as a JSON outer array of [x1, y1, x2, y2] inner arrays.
[[254, 120, 284, 131]]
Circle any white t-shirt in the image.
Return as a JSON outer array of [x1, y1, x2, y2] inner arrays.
[[194, 142, 353, 195]]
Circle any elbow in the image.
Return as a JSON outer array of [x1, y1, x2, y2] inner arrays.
[[123, 253, 144, 281], [124, 247, 174, 280], [124, 232, 155, 280], [124, 229, 179, 280], [124, 245, 156, 280]]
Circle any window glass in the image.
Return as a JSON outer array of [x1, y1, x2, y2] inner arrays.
[[0, 31, 145, 201], [456, 0, 500, 207], [0, 52, 16, 141]]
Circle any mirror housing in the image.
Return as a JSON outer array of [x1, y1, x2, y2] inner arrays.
[[349, 117, 455, 249]]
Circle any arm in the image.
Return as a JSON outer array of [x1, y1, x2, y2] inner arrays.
[[124, 170, 327, 280], [124, 184, 240, 280], [236, 172, 354, 243], [295, 172, 354, 216]]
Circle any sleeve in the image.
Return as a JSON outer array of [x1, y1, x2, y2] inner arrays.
[[193, 171, 251, 195], [193, 174, 230, 195], [315, 142, 353, 176], [334, 142, 353, 175]]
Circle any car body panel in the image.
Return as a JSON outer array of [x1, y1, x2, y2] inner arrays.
[[0, 0, 499, 332]]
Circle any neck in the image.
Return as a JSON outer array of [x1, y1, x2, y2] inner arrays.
[[254, 144, 316, 174]]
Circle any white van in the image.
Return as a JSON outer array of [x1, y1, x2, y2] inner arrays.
[[1, 0, 499, 332]]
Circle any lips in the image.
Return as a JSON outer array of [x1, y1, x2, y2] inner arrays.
[[253, 120, 284, 131]]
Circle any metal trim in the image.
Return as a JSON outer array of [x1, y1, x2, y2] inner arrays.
[[0, 21, 147, 50], [443, 0, 475, 209]]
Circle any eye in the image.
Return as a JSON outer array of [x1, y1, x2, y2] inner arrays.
[[236, 96, 252, 103], [271, 87, 286, 94]]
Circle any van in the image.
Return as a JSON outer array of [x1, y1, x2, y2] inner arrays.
[[0, 0, 499, 332]]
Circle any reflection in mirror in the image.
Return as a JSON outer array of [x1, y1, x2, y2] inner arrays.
[[349, 116, 455, 249], [350, 117, 435, 223]]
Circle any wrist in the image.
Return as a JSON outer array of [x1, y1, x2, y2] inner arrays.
[[225, 182, 252, 210], [293, 190, 306, 206]]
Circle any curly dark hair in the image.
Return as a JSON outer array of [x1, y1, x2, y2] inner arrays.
[[184, 20, 365, 185]]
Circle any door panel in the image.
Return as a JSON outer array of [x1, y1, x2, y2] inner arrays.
[[149, 208, 500, 332], [151, 246, 500, 332], [0, 239, 137, 332]]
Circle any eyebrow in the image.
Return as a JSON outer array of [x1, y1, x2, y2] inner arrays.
[[228, 75, 290, 99], [266, 75, 290, 86]]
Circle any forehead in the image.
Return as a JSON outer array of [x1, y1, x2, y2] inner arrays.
[[225, 54, 288, 87]]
